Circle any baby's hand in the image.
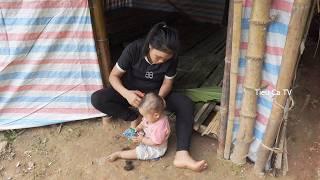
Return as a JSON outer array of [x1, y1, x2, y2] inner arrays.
[[135, 126, 143, 132], [132, 134, 143, 143]]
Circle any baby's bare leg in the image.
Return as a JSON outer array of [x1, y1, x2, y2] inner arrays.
[[107, 149, 137, 162]]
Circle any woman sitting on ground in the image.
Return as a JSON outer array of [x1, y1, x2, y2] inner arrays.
[[91, 22, 208, 172]]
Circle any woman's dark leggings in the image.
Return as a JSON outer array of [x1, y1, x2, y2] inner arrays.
[[91, 87, 194, 151]]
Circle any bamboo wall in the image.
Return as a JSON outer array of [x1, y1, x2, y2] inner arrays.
[[227, 0, 296, 163], [131, 0, 226, 24]]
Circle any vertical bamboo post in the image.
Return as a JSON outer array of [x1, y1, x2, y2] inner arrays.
[[230, 0, 272, 165], [224, 0, 243, 160], [217, 0, 234, 159], [254, 0, 313, 174], [89, 0, 112, 86]]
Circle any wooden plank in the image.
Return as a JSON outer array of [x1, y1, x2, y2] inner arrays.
[[194, 103, 216, 131], [193, 103, 210, 125]]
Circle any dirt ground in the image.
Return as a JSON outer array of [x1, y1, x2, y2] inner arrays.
[[0, 47, 319, 180]]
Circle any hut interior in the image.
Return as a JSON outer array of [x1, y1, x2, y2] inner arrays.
[[103, 1, 229, 137], [104, 3, 227, 89]]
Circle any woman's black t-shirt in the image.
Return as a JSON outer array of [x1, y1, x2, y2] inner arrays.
[[115, 39, 178, 91]]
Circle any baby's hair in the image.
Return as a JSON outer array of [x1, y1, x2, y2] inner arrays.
[[138, 92, 165, 113]]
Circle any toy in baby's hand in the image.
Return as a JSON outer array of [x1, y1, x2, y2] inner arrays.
[[123, 128, 137, 140]]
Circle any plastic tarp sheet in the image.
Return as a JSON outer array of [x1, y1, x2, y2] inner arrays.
[[0, 0, 105, 130], [232, 0, 294, 162]]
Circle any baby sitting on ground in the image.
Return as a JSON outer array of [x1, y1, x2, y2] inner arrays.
[[107, 92, 171, 161]]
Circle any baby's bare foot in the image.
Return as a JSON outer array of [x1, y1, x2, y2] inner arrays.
[[173, 151, 208, 172], [106, 152, 120, 162]]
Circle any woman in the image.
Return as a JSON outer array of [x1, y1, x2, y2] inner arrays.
[[91, 22, 208, 172]]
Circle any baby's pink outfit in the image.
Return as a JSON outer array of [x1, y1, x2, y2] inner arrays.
[[136, 115, 171, 160]]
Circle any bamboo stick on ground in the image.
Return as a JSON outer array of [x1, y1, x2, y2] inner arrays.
[[254, 0, 313, 174], [274, 102, 288, 175], [90, 0, 112, 86], [282, 137, 288, 176], [272, 99, 290, 175], [224, 0, 243, 160], [230, 0, 272, 165], [217, 0, 233, 159], [202, 110, 221, 136]]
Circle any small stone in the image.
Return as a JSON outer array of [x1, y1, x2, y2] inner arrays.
[[8, 152, 15, 161], [114, 135, 121, 140], [124, 161, 134, 171], [162, 165, 169, 169], [76, 131, 81, 137], [16, 161, 21, 167], [27, 162, 34, 170], [139, 175, 149, 180]]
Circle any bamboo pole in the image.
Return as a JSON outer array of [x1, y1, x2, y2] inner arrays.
[[230, 0, 272, 165], [89, 0, 112, 87], [254, 0, 313, 174], [217, 0, 233, 159], [224, 0, 243, 160]]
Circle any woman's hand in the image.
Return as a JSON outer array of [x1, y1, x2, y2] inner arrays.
[[125, 90, 144, 107]]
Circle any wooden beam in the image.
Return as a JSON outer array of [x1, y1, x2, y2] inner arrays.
[[224, 0, 243, 160], [217, 0, 234, 159], [89, 0, 112, 87]]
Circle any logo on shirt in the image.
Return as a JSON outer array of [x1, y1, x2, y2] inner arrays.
[[145, 71, 153, 79]]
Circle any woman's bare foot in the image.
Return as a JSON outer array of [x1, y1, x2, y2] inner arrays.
[[106, 152, 121, 162], [102, 116, 112, 127], [173, 150, 208, 172]]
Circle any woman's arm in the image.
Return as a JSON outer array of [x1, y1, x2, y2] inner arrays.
[[158, 78, 174, 98], [109, 66, 144, 107], [109, 66, 128, 97]]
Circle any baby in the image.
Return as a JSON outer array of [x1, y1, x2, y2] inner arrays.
[[107, 92, 171, 161]]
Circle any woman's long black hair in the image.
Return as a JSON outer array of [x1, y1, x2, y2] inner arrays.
[[142, 22, 180, 59]]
